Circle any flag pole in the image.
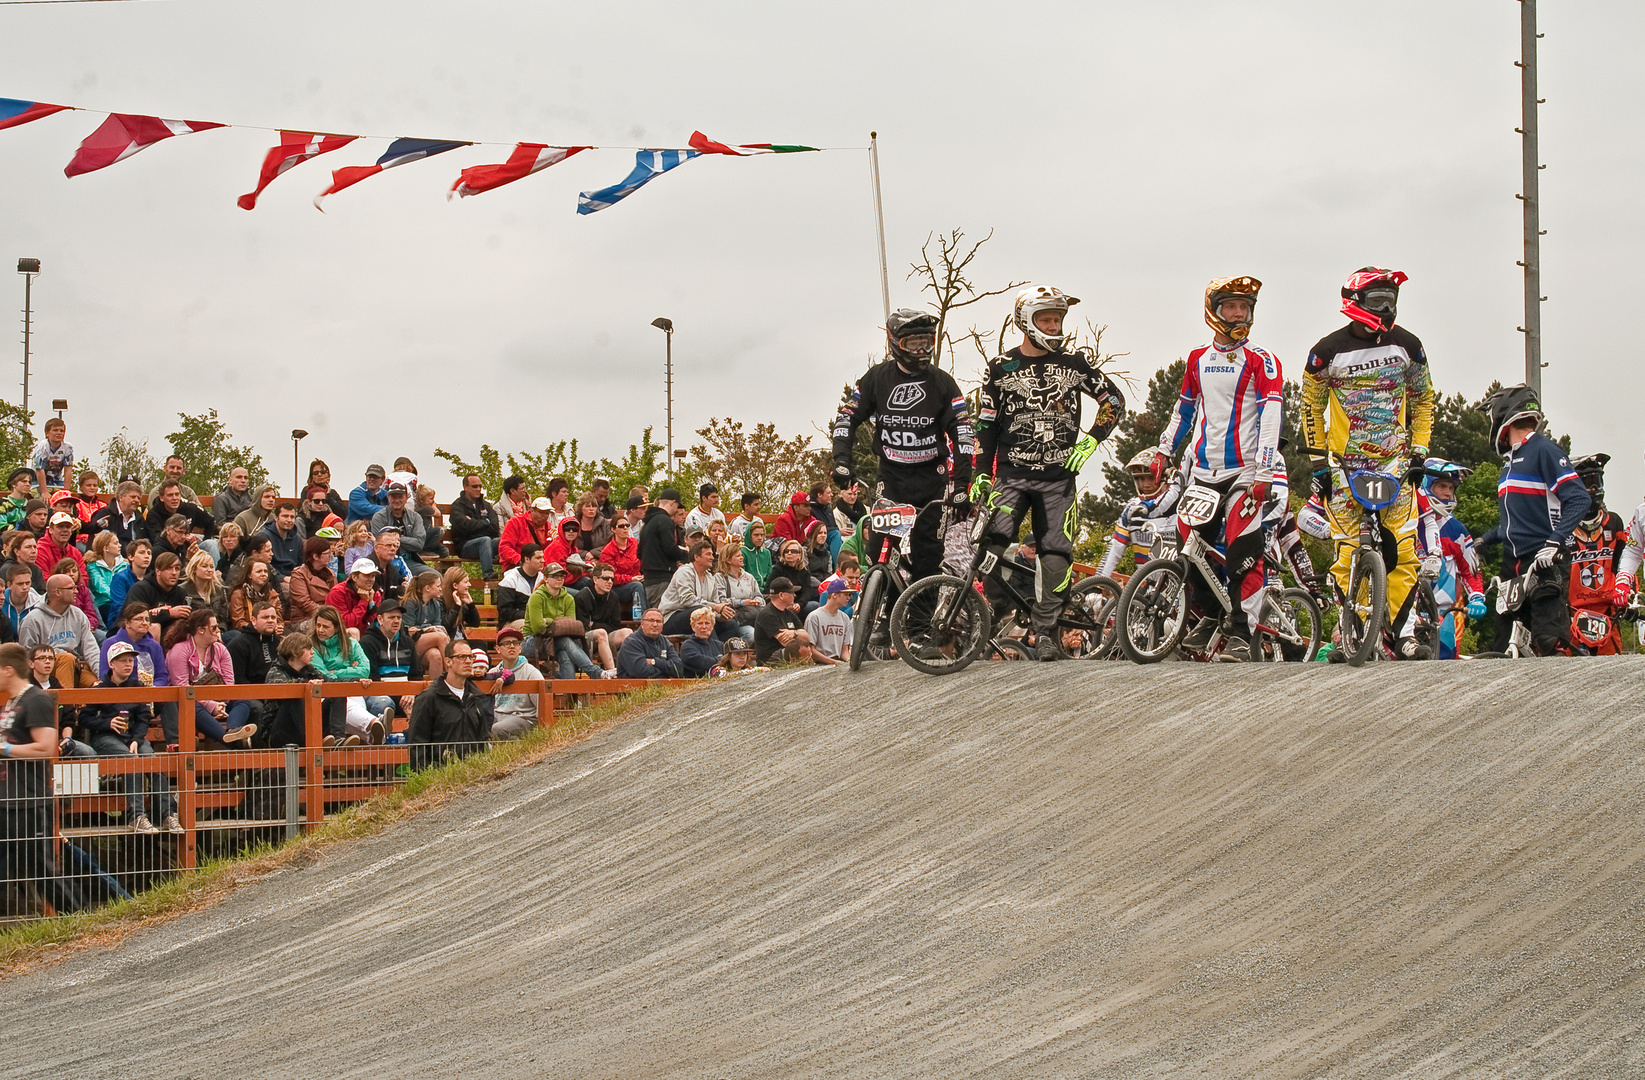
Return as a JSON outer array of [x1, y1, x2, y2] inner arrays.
[[869, 132, 890, 321]]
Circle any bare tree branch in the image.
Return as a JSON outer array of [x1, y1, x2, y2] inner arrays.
[[905, 227, 1028, 369]]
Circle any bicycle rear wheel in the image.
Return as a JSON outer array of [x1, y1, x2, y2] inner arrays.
[[987, 637, 1036, 661], [889, 574, 992, 676], [1115, 561, 1190, 664], [1339, 547, 1386, 667], [849, 567, 888, 671]]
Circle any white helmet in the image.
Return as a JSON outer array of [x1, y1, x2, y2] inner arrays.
[[1013, 284, 1079, 353]]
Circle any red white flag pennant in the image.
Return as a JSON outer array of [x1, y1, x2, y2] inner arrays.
[[313, 138, 471, 211], [239, 131, 358, 210], [64, 113, 225, 178], [449, 143, 589, 199]]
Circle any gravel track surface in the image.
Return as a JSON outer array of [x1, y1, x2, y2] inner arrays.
[[8, 656, 1645, 1078]]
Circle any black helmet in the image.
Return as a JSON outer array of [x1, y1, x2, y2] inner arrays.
[[1572, 453, 1609, 520], [1477, 383, 1544, 455], [885, 308, 939, 372]]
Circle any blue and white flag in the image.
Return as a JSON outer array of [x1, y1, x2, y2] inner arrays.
[[576, 149, 700, 215]]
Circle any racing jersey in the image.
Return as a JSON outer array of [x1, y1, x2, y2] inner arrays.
[[832, 359, 974, 504], [1096, 474, 1184, 577], [1158, 341, 1284, 483], [1568, 510, 1628, 610], [1489, 432, 1590, 557], [1300, 324, 1435, 468], [1414, 495, 1484, 607], [1618, 502, 1645, 586], [975, 347, 1124, 481]]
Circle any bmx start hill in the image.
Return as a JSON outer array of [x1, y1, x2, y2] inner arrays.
[[6, 658, 1642, 1078]]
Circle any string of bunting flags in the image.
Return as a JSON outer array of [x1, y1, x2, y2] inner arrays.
[[0, 96, 827, 214]]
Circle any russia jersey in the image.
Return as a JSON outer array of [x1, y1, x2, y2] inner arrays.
[[1158, 341, 1284, 482]]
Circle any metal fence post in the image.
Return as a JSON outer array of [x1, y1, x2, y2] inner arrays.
[[284, 745, 301, 840]]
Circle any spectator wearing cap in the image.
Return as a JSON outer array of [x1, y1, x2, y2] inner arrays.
[[449, 474, 501, 581], [37, 511, 87, 585], [524, 563, 605, 679], [496, 544, 544, 627], [371, 482, 429, 566], [494, 474, 529, 527], [145, 455, 198, 505], [683, 483, 725, 536], [623, 493, 648, 531], [287, 537, 337, 628], [20, 573, 101, 687], [347, 464, 390, 524], [489, 627, 546, 740], [753, 576, 815, 665], [233, 485, 280, 538], [804, 579, 855, 664], [726, 493, 762, 544], [213, 467, 255, 527], [144, 480, 215, 545], [660, 540, 738, 638], [81, 639, 178, 835], [542, 517, 590, 591], [88, 481, 147, 550], [720, 636, 764, 675], [356, 597, 416, 743], [18, 499, 48, 538], [261, 499, 306, 579], [499, 496, 555, 572], [639, 487, 689, 608], [325, 558, 382, 636], [152, 512, 204, 566], [371, 529, 413, 600], [615, 608, 684, 679], [407, 640, 492, 768], [773, 491, 824, 547], [0, 468, 34, 530], [597, 515, 645, 614]]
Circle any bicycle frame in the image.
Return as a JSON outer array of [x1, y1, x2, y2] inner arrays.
[[930, 502, 1104, 640]]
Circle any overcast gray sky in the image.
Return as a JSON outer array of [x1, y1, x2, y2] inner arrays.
[[1, 0, 1640, 502]]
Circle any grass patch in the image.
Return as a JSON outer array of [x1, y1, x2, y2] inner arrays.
[[0, 681, 693, 976]]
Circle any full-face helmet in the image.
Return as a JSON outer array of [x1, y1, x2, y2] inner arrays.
[[885, 308, 939, 372], [1012, 284, 1079, 353], [1341, 266, 1408, 333]]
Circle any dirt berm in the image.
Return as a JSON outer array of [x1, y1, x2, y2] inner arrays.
[[7, 658, 1644, 1078]]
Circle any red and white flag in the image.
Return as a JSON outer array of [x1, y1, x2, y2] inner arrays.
[[239, 131, 358, 210], [64, 113, 225, 177], [449, 143, 588, 199]]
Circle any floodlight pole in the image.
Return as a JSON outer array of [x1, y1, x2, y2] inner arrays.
[[17, 258, 40, 422], [651, 318, 675, 480], [869, 132, 890, 322], [1516, 0, 1545, 397]]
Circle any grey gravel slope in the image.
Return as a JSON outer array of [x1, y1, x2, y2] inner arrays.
[[8, 657, 1645, 1079]]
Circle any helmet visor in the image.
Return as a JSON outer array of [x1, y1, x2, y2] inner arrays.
[[1360, 288, 1398, 313], [893, 332, 935, 358]]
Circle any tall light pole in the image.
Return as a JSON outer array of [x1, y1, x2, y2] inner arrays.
[[291, 429, 308, 497], [1515, 0, 1546, 396], [17, 258, 39, 423], [650, 317, 674, 479]]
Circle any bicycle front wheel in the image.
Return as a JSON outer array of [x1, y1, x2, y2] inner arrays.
[[1256, 587, 1323, 662], [1115, 560, 1190, 664], [1056, 574, 1122, 659], [849, 567, 888, 671], [1340, 547, 1387, 667], [889, 574, 992, 676]]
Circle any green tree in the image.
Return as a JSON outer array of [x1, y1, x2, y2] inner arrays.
[[0, 401, 34, 476], [686, 418, 822, 502], [98, 428, 162, 489], [165, 410, 270, 495], [1084, 359, 1186, 526], [434, 427, 693, 503]]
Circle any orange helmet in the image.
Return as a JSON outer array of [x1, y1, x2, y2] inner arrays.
[[1204, 276, 1261, 342]]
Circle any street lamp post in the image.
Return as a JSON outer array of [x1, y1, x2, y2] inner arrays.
[[650, 317, 675, 479], [291, 429, 309, 497], [17, 258, 40, 422]]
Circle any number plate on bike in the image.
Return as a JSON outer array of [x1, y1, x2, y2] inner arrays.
[[1177, 485, 1219, 527], [1348, 470, 1400, 511], [869, 503, 917, 537]]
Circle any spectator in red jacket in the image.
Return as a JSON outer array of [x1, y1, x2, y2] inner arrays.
[[773, 492, 824, 546], [499, 497, 554, 571], [541, 517, 588, 590], [37, 512, 88, 584], [325, 558, 382, 637], [599, 516, 645, 614]]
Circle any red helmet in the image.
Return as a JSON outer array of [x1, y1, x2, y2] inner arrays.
[[1341, 266, 1408, 332]]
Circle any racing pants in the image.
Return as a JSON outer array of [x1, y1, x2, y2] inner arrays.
[[1493, 554, 1571, 656], [1323, 467, 1421, 640], [984, 473, 1077, 635], [1179, 473, 1267, 638]]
